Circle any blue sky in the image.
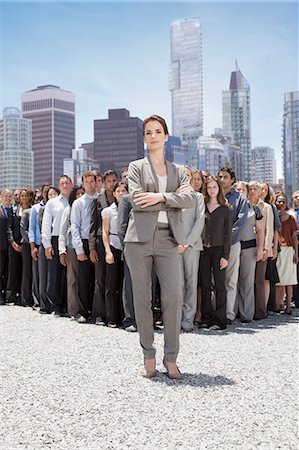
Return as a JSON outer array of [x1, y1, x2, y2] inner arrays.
[[0, 1, 298, 179]]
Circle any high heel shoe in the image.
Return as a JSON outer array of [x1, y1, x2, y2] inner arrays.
[[163, 357, 183, 380], [141, 359, 156, 378]]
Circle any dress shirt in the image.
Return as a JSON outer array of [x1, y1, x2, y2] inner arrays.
[[28, 201, 44, 245], [225, 188, 249, 245], [101, 203, 122, 251], [71, 193, 98, 255], [41, 194, 69, 249]]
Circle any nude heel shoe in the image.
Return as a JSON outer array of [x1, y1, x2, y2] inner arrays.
[[141, 358, 156, 378], [163, 357, 183, 380]]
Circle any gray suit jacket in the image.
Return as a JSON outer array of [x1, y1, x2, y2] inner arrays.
[[182, 192, 205, 251], [124, 157, 196, 244]]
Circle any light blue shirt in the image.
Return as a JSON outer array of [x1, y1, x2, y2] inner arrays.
[[28, 201, 44, 245], [71, 193, 98, 255]]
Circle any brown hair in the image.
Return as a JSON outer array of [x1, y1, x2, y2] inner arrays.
[[19, 188, 35, 206], [143, 115, 169, 135], [203, 176, 227, 206]]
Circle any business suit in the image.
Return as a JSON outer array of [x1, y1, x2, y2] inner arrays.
[[20, 208, 34, 307], [180, 192, 205, 330], [7, 207, 23, 304], [0, 205, 13, 304], [124, 156, 195, 363]]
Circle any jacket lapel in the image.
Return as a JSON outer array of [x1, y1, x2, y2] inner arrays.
[[145, 156, 159, 192]]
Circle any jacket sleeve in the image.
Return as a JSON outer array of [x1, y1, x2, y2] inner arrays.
[[185, 193, 205, 247], [231, 194, 249, 244], [222, 207, 232, 260], [20, 210, 30, 243], [41, 201, 53, 249], [117, 196, 132, 248], [163, 168, 196, 209]]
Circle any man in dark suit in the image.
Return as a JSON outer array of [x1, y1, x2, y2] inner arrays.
[[0, 189, 13, 305]]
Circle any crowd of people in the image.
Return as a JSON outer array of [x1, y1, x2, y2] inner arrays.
[[1, 148, 298, 360]]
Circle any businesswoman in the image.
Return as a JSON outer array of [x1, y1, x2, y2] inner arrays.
[[124, 115, 195, 379]]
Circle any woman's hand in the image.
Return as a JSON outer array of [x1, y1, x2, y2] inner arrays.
[[90, 249, 99, 264], [293, 253, 298, 264], [220, 257, 228, 270], [262, 249, 269, 261], [256, 248, 263, 261], [105, 252, 114, 264], [177, 244, 188, 254], [12, 242, 22, 253], [133, 192, 164, 208]]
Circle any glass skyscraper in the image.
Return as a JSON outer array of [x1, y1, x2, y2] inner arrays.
[[222, 62, 251, 181], [169, 18, 203, 164], [0, 107, 33, 190], [283, 91, 299, 200], [22, 85, 75, 188]]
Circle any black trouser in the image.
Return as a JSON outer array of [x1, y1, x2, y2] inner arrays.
[[92, 236, 106, 319], [21, 243, 33, 307], [46, 236, 66, 313], [105, 246, 124, 325], [7, 245, 22, 304], [38, 244, 50, 311], [201, 246, 227, 329], [77, 239, 95, 318], [0, 248, 9, 303]]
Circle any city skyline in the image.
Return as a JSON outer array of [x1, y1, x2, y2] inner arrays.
[[1, 1, 298, 180]]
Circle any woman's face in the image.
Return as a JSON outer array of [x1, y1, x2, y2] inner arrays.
[[248, 185, 260, 204], [193, 172, 203, 192], [276, 195, 287, 212], [184, 168, 193, 183], [206, 180, 219, 199], [144, 120, 168, 152], [19, 190, 30, 206], [48, 188, 59, 200], [260, 183, 268, 200], [236, 183, 248, 196], [113, 185, 127, 201]]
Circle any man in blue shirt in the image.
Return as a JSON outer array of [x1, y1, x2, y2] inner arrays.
[[29, 184, 50, 309], [218, 167, 249, 324]]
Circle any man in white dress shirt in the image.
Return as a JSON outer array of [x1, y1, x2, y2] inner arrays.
[[71, 172, 98, 322], [41, 175, 73, 315]]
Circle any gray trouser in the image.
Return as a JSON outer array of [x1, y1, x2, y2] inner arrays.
[[236, 247, 256, 321], [181, 247, 200, 329], [66, 247, 80, 317], [125, 229, 182, 363], [225, 242, 241, 321]]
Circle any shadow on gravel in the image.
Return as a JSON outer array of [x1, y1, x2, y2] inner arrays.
[[152, 372, 235, 388], [193, 310, 299, 336]]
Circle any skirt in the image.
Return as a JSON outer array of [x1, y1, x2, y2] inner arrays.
[[276, 246, 297, 286]]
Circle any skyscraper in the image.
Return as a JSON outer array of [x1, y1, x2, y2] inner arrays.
[[222, 62, 251, 180], [283, 91, 299, 200], [22, 85, 75, 188], [169, 18, 203, 158], [0, 107, 33, 190], [94, 109, 144, 175], [252, 146, 277, 184]]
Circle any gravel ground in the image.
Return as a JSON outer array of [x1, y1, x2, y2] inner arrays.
[[0, 305, 298, 450]]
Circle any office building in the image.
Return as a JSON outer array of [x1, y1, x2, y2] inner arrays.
[[0, 107, 33, 190], [63, 147, 99, 186], [222, 62, 251, 180], [198, 136, 226, 176], [282, 91, 299, 200], [164, 136, 186, 165], [252, 146, 277, 184], [94, 109, 144, 175], [169, 18, 203, 151], [212, 128, 243, 181], [22, 85, 75, 188]]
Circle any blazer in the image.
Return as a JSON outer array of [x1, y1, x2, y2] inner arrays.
[[182, 192, 205, 251], [117, 194, 132, 249], [20, 208, 31, 244], [124, 157, 196, 244], [0, 206, 13, 250], [89, 197, 104, 251]]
